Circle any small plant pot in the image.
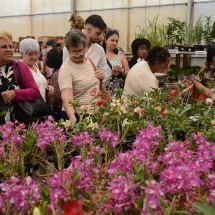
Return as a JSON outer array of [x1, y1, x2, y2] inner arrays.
[[193, 45, 204, 51], [184, 46, 194, 52], [24, 162, 39, 176]]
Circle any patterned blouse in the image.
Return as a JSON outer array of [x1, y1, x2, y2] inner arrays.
[[196, 64, 215, 89], [105, 55, 125, 97]]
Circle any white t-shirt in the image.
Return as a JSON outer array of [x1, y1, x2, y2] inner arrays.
[[29, 66, 47, 101], [63, 43, 106, 72], [122, 61, 159, 98]]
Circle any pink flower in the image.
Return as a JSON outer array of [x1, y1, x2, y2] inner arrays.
[[90, 88, 99, 97]]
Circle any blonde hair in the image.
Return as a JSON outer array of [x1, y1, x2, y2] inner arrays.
[[0, 31, 12, 41]]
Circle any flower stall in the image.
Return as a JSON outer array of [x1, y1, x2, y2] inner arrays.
[[0, 87, 215, 215]]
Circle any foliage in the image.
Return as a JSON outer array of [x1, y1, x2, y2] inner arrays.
[[135, 15, 168, 47], [0, 88, 215, 214], [190, 15, 204, 45], [202, 16, 215, 45], [166, 17, 186, 46]]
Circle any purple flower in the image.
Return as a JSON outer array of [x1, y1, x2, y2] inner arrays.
[[101, 176, 139, 214], [98, 128, 119, 147], [108, 151, 134, 176], [32, 116, 67, 150], [0, 176, 41, 213], [142, 180, 165, 215], [71, 131, 93, 147]]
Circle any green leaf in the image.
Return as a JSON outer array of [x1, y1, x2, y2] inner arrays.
[[193, 202, 215, 215], [72, 168, 80, 182]]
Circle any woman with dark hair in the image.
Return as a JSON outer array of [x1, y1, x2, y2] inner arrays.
[[129, 38, 151, 69], [122, 46, 170, 98], [46, 48, 64, 121], [194, 45, 215, 98], [102, 29, 129, 97]]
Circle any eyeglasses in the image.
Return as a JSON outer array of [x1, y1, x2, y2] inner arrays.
[[69, 50, 85, 56], [25, 51, 40, 57], [0, 45, 15, 50]]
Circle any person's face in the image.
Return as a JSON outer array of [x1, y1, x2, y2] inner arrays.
[[87, 26, 104, 43], [137, 44, 148, 59], [155, 57, 170, 73], [22, 51, 39, 67], [69, 43, 86, 64], [0, 38, 14, 66], [105, 34, 119, 51]]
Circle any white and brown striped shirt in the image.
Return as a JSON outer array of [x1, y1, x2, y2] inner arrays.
[[58, 57, 100, 108]]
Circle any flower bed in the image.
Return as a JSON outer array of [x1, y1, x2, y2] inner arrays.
[[0, 88, 215, 214]]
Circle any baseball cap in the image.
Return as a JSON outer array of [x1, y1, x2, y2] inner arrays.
[[46, 39, 57, 47]]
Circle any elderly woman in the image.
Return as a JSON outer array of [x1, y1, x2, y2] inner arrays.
[[0, 31, 40, 124], [19, 38, 53, 102], [194, 45, 215, 98], [128, 38, 151, 69], [122, 46, 170, 99], [58, 29, 103, 123]]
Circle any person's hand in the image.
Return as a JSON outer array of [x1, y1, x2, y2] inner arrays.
[[47, 85, 54, 94], [94, 70, 105, 81], [69, 115, 77, 125], [112, 63, 122, 72], [205, 88, 215, 98], [1, 90, 16, 104]]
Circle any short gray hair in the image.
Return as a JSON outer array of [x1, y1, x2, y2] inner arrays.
[[64, 29, 86, 50], [19, 38, 40, 53]]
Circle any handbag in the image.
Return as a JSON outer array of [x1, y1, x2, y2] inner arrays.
[[14, 62, 50, 122]]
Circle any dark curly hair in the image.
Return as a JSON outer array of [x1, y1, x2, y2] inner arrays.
[[131, 38, 151, 56], [147, 46, 170, 65], [85, 14, 107, 30], [206, 45, 215, 68], [102, 29, 119, 54], [46, 48, 63, 70]]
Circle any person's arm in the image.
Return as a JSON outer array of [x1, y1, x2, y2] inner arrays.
[[61, 88, 77, 123], [194, 79, 214, 98], [12, 61, 40, 101], [119, 51, 130, 76]]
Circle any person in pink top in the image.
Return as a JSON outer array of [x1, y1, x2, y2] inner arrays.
[[0, 31, 40, 124]]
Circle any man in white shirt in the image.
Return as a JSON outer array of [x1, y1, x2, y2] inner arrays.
[[63, 14, 107, 73]]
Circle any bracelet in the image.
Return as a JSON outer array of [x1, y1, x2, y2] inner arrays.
[[121, 68, 125, 73]]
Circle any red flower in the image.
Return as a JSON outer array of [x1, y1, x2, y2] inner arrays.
[[95, 98, 104, 106], [161, 107, 167, 115], [90, 88, 99, 97], [64, 200, 82, 215], [168, 89, 178, 102]]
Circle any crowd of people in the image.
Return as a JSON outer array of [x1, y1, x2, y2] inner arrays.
[[1, 13, 214, 125]]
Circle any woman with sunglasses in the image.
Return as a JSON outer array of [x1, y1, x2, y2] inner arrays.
[[102, 29, 129, 97], [19, 38, 54, 102], [0, 31, 40, 124]]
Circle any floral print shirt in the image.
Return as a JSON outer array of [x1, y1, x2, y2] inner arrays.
[[196, 64, 215, 89]]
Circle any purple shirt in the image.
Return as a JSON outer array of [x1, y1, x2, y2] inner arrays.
[[12, 60, 40, 101]]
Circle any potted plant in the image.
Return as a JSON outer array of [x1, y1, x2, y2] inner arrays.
[[190, 15, 204, 50], [166, 17, 186, 50], [135, 15, 167, 47], [203, 15, 215, 47]]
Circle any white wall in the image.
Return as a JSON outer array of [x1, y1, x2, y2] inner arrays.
[[1, 0, 215, 52]]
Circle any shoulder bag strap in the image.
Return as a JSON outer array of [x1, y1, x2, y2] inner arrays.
[[15, 62, 23, 87], [106, 58, 112, 70], [87, 57, 97, 71]]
